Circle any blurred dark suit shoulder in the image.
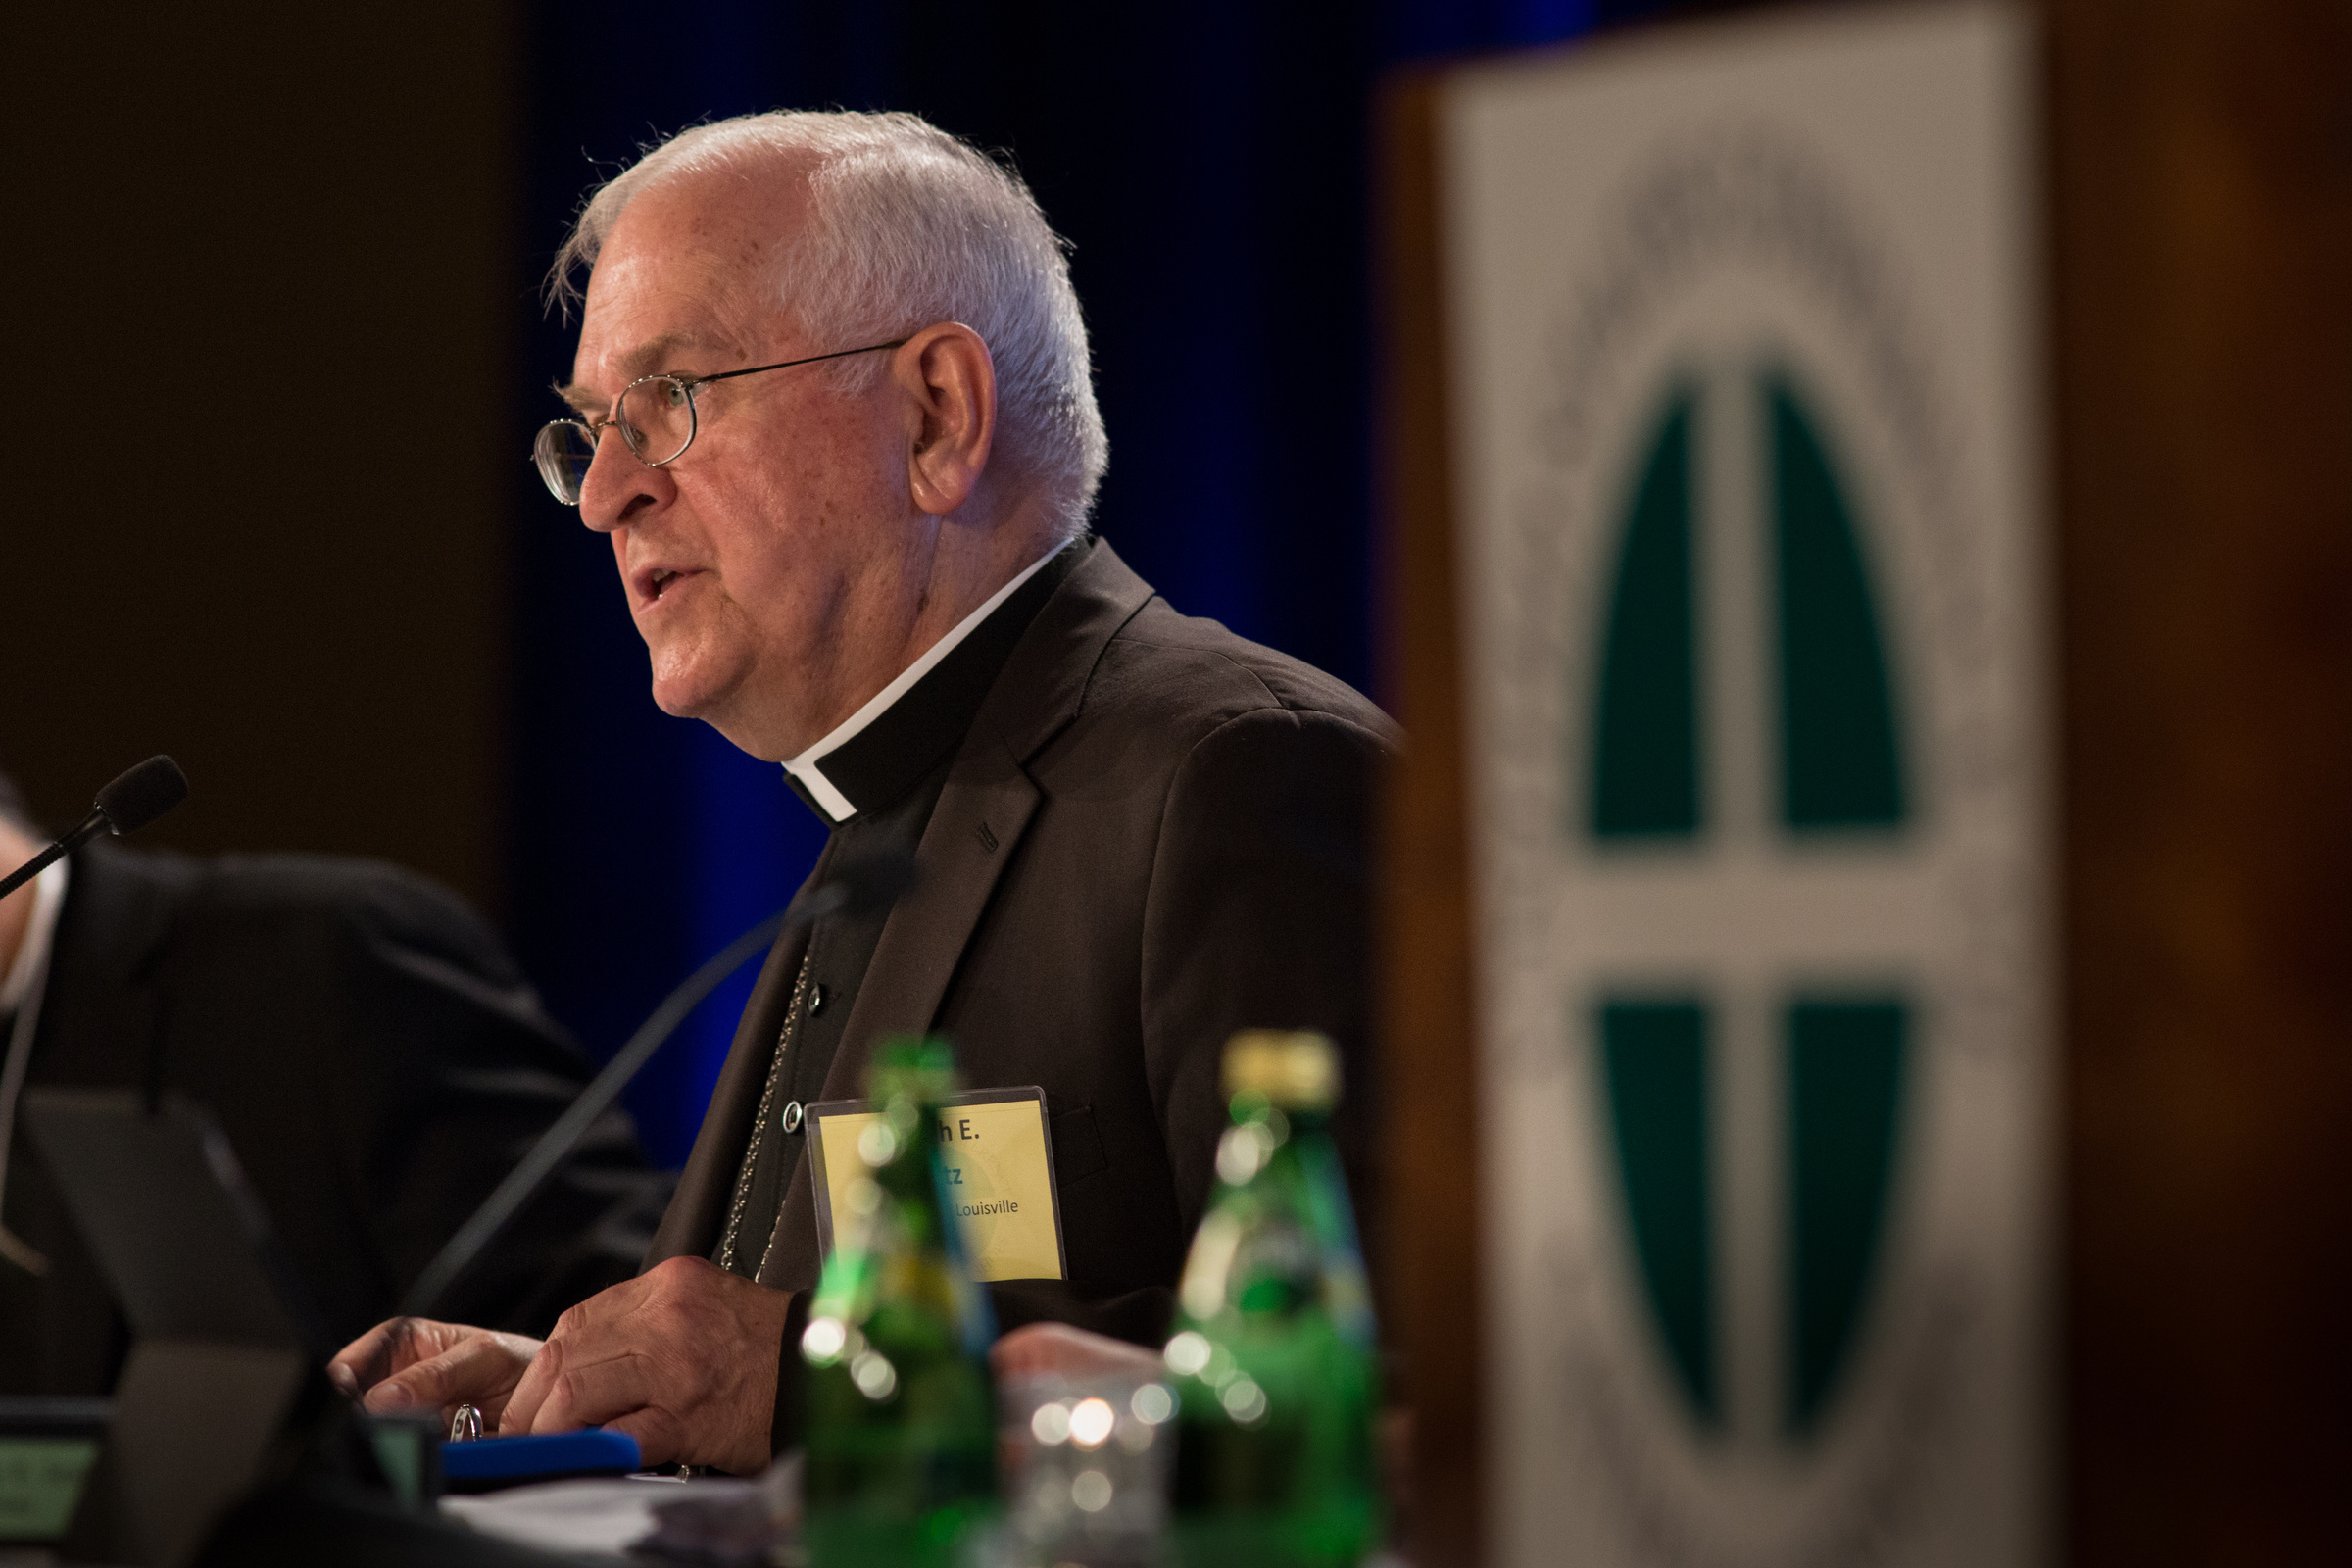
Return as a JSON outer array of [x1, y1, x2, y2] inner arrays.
[[0, 841, 665, 1396]]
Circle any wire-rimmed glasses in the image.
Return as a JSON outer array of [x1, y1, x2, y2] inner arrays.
[[532, 337, 907, 506]]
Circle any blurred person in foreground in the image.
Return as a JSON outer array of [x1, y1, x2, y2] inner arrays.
[[331, 110, 1394, 1472], [0, 769, 664, 1395]]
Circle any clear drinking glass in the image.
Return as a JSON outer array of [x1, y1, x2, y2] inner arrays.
[[998, 1372, 1178, 1568]]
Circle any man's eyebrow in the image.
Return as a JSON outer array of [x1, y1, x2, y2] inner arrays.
[[552, 330, 738, 415]]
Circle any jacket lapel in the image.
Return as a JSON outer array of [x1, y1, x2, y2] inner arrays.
[[748, 540, 1158, 1289], [752, 743, 1039, 1292], [818, 735, 1040, 1100], [808, 539, 1156, 1100]]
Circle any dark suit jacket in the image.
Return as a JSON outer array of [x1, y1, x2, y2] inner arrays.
[[647, 540, 1396, 1343], [0, 842, 663, 1396]]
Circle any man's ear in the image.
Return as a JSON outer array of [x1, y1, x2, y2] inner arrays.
[[899, 322, 997, 517]]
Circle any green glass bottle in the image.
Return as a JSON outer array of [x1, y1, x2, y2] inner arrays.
[[1166, 1031, 1382, 1568], [799, 1037, 998, 1568]]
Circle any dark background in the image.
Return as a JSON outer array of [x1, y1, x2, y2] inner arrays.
[[0, 0, 1676, 1163], [3, 6, 519, 934]]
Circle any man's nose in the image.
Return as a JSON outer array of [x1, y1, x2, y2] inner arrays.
[[577, 429, 670, 533]]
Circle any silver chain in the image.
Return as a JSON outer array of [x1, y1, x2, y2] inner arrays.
[[716, 953, 812, 1278]]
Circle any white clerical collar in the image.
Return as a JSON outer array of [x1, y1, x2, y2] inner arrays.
[[783, 546, 1064, 823], [0, 858, 68, 1017]]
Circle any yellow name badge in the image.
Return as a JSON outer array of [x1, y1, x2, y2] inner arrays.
[[805, 1087, 1067, 1282]]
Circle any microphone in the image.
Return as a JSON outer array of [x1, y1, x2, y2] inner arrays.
[[398, 848, 919, 1320], [0, 756, 189, 901]]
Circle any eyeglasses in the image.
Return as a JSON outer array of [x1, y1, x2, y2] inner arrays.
[[532, 338, 908, 506]]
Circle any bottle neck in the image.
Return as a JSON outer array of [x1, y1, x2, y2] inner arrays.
[[866, 1101, 951, 1236]]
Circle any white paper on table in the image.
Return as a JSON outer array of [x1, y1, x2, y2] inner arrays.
[[439, 1474, 685, 1556]]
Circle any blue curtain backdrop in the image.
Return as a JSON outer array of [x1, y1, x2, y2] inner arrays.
[[509, 0, 1677, 1166]]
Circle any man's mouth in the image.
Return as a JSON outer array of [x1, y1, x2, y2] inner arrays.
[[634, 564, 698, 609]]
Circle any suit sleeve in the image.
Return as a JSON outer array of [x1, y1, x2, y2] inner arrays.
[[1138, 704, 1395, 1290], [313, 867, 670, 1337]]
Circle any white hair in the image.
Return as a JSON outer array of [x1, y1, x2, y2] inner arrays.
[[551, 110, 1107, 539]]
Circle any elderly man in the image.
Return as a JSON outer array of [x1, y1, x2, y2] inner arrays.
[[332, 110, 1394, 1474]]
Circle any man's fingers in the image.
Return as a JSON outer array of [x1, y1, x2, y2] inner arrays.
[[501, 1336, 552, 1435], [517, 1344, 657, 1436], [501, 1272, 657, 1434], [363, 1331, 535, 1417], [329, 1317, 503, 1400], [601, 1406, 688, 1472], [327, 1316, 411, 1396], [493, 1263, 790, 1474]]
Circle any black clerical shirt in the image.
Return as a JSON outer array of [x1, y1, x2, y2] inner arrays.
[[713, 539, 1083, 1281]]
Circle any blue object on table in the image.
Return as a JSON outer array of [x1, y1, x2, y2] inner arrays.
[[438, 1428, 643, 1491]]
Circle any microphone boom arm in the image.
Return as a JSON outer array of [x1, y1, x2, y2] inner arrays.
[[398, 907, 788, 1320], [396, 848, 914, 1323], [0, 813, 103, 902], [0, 757, 190, 902]]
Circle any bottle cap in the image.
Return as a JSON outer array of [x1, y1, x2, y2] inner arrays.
[[1221, 1030, 1340, 1110]]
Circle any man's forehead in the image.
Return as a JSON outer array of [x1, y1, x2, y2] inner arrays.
[[567, 176, 808, 395]]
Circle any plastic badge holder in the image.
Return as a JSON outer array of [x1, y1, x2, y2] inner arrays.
[[438, 1429, 644, 1494]]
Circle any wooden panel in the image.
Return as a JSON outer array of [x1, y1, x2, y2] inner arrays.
[[1375, 70, 1484, 1568], [0, 7, 517, 912], [2047, 0, 2352, 1559]]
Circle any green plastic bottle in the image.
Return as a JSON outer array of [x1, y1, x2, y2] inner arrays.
[[1166, 1031, 1382, 1568], [799, 1037, 998, 1567]]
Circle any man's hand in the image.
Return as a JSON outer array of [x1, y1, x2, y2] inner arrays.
[[327, 1317, 542, 1426], [499, 1256, 791, 1475], [991, 1321, 1165, 1385]]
